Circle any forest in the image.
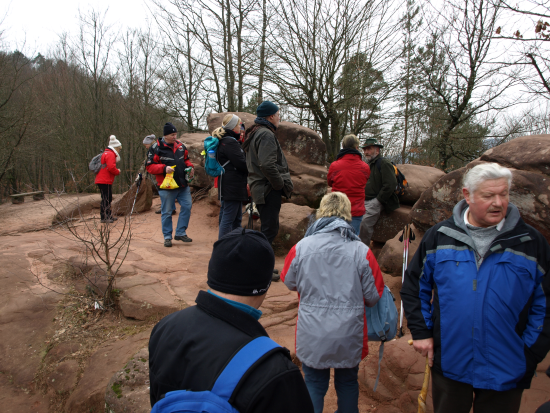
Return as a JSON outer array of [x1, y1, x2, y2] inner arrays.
[[0, 0, 549, 200]]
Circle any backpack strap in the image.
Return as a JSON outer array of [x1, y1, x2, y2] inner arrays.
[[211, 336, 281, 402]]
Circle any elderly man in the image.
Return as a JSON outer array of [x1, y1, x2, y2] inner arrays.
[[146, 123, 194, 247], [401, 163, 550, 413], [242, 101, 293, 281], [149, 228, 314, 413], [359, 138, 399, 246]]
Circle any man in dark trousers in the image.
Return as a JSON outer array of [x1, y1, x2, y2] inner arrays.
[[401, 163, 550, 413], [148, 228, 314, 413], [359, 138, 399, 246], [242, 101, 293, 281]]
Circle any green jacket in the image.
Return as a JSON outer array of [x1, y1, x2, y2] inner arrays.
[[364, 154, 400, 212], [244, 126, 293, 205]]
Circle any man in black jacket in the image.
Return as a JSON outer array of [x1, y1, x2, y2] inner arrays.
[[149, 228, 314, 413]]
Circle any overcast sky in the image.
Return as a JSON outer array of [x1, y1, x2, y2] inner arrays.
[[1, 0, 152, 54]]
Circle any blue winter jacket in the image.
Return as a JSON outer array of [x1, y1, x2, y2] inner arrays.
[[401, 200, 550, 391]]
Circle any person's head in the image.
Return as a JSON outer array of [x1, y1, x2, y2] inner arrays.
[[143, 134, 156, 150], [109, 135, 122, 153], [207, 228, 275, 308], [342, 134, 360, 150], [256, 101, 280, 128], [212, 114, 243, 139], [361, 138, 383, 161], [163, 122, 178, 144], [316, 192, 352, 222], [462, 163, 512, 228]]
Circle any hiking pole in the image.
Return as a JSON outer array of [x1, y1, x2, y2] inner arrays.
[[408, 339, 430, 413], [398, 224, 410, 338], [129, 173, 142, 219]]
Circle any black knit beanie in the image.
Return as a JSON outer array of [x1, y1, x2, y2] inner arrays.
[[207, 228, 274, 296], [256, 101, 279, 118], [163, 122, 177, 136]]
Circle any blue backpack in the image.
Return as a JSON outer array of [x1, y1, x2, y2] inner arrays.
[[365, 285, 398, 391], [150, 336, 281, 413], [204, 136, 229, 177]]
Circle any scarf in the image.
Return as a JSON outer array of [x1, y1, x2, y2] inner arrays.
[[304, 216, 360, 242], [221, 128, 241, 141], [336, 147, 363, 160], [254, 116, 277, 132], [107, 146, 121, 163], [242, 118, 277, 153]]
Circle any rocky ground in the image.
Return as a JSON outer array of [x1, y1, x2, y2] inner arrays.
[[0, 193, 548, 413]]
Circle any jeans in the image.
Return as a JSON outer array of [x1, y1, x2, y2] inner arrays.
[[359, 198, 383, 246], [431, 369, 524, 413], [97, 184, 113, 220], [256, 189, 282, 246], [159, 187, 192, 239], [350, 216, 362, 235], [218, 200, 243, 239], [302, 363, 359, 413]]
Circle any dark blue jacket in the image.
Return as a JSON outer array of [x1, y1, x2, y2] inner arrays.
[[401, 200, 550, 391]]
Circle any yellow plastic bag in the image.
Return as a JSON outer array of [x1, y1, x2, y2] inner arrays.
[[160, 166, 179, 189]]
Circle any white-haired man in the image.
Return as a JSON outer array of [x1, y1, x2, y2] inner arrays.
[[401, 163, 550, 413]]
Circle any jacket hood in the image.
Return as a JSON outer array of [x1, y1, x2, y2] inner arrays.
[[452, 199, 521, 234], [336, 148, 363, 160]]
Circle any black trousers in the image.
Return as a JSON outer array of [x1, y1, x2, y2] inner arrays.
[[256, 189, 282, 246], [432, 369, 524, 413], [97, 184, 113, 220]]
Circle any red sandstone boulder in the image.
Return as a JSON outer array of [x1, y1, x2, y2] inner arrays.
[[112, 179, 153, 215], [371, 205, 412, 244], [377, 224, 424, 277], [272, 203, 315, 256], [397, 164, 446, 206]]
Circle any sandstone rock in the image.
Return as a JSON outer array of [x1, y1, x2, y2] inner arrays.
[[272, 203, 315, 256], [119, 281, 184, 321], [397, 164, 446, 206], [112, 179, 153, 216], [480, 134, 550, 176], [47, 359, 79, 393], [371, 205, 412, 244], [378, 224, 424, 277], [208, 186, 221, 207], [51, 194, 102, 224], [289, 173, 328, 208], [207, 112, 327, 165], [65, 331, 149, 413], [410, 160, 550, 240], [105, 347, 150, 413], [45, 341, 80, 363]]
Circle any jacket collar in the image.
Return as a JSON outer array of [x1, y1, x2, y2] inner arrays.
[[195, 290, 268, 338], [159, 138, 183, 153], [367, 153, 381, 167], [336, 148, 363, 160], [452, 199, 520, 234]]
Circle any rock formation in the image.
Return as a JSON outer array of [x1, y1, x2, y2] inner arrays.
[[377, 224, 424, 277], [396, 164, 446, 206], [112, 179, 153, 215]]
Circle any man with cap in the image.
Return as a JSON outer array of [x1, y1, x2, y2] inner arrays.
[[148, 228, 314, 413], [242, 101, 293, 281], [359, 137, 399, 246], [146, 122, 194, 247]]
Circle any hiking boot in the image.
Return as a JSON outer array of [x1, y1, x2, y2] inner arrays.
[[110, 216, 118, 221], [164, 239, 172, 247], [175, 235, 192, 243], [155, 208, 162, 214], [100, 219, 114, 224], [272, 271, 280, 282]]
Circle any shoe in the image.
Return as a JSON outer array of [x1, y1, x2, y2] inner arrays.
[[272, 271, 280, 282], [273, 269, 279, 274], [172, 210, 177, 215], [100, 219, 114, 224], [164, 239, 172, 247], [111, 217, 118, 221], [155, 208, 162, 214], [175, 235, 192, 243]]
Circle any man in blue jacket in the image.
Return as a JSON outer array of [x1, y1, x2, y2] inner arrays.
[[401, 163, 550, 413]]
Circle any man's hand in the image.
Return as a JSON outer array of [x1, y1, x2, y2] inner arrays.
[[188, 168, 195, 178], [412, 338, 434, 367], [166, 166, 175, 173]]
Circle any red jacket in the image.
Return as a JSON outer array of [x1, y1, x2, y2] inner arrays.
[[327, 151, 371, 217], [95, 148, 120, 185], [146, 139, 193, 188]]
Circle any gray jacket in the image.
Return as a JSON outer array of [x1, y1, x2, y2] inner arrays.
[[245, 126, 293, 204], [282, 230, 383, 369]]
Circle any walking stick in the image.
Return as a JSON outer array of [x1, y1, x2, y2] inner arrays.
[[398, 224, 411, 338], [129, 173, 142, 218], [408, 339, 430, 413]]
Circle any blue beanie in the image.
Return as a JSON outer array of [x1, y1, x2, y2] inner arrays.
[[256, 101, 279, 118], [163, 122, 177, 136]]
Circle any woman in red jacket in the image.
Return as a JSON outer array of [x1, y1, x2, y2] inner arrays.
[[95, 135, 122, 223], [327, 134, 370, 234]]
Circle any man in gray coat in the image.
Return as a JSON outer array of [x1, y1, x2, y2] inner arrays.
[[243, 101, 293, 281]]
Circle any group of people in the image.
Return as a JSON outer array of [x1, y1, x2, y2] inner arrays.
[[94, 103, 549, 413]]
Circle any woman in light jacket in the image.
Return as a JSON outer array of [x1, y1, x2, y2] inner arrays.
[[211, 114, 248, 239], [95, 135, 122, 223], [281, 191, 384, 413]]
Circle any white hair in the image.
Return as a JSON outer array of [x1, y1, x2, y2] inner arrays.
[[463, 163, 512, 193]]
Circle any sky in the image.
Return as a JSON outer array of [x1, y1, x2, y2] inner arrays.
[[1, 0, 152, 54]]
